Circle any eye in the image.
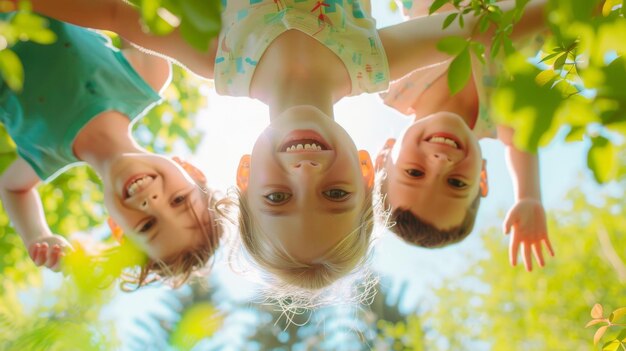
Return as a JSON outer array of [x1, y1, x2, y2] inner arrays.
[[448, 178, 468, 188], [405, 169, 424, 178], [139, 218, 157, 233], [264, 192, 292, 204], [172, 194, 187, 206], [323, 189, 351, 201]]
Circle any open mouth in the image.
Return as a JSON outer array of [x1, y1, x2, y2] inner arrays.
[[124, 174, 156, 199], [279, 130, 331, 153], [426, 133, 463, 150]]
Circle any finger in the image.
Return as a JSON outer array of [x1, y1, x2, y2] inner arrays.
[[52, 252, 65, 272], [503, 214, 513, 235], [532, 243, 545, 268], [28, 243, 40, 261], [544, 237, 555, 257], [509, 236, 520, 267], [523, 243, 533, 272], [35, 244, 48, 266], [47, 245, 63, 271]]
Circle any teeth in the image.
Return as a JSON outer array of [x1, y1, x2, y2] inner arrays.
[[285, 142, 323, 152], [126, 176, 153, 197], [430, 136, 458, 149]]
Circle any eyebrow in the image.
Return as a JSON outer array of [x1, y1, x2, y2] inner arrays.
[[397, 178, 470, 199], [259, 208, 290, 216], [259, 204, 356, 216]]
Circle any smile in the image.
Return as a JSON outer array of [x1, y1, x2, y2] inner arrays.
[[124, 175, 155, 198], [426, 133, 463, 150], [279, 130, 331, 153], [283, 140, 325, 152]]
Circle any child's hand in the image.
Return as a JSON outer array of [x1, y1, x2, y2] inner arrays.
[[27, 235, 74, 272], [503, 199, 554, 272]]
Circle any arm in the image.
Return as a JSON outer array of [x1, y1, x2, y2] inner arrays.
[[122, 42, 172, 94], [0, 158, 72, 272], [28, 0, 217, 79], [498, 125, 554, 272], [379, 0, 547, 81]]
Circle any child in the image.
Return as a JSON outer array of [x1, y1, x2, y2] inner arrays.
[[376, 0, 553, 272], [0, 13, 222, 287], [26, 0, 547, 289]]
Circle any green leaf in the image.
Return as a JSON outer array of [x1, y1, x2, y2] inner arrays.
[[492, 57, 563, 151], [602, 0, 622, 16], [539, 52, 561, 63], [179, 0, 221, 33], [602, 340, 621, 351], [535, 69, 558, 86], [0, 49, 23, 92], [470, 41, 485, 64], [436, 36, 468, 56], [587, 136, 618, 184], [618, 329, 626, 342], [429, 0, 450, 15], [478, 15, 490, 33], [609, 307, 626, 323], [447, 47, 471, 95], [139, 0, 176, 35], [565, 126, 585, 142], [553, 53, 568, 70], [443, 13, 458, 29]]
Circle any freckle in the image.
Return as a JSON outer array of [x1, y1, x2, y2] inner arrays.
[[38, 96, 45, 103], [64, 42, 71, 48]]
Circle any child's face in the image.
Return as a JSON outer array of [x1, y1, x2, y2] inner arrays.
[[102, 154, 210, 261], [381, 112, 483, 230], [238, 106, 374, 262]]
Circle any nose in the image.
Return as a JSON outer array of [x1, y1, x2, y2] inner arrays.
[[429, 152, 453, 171], [292, 160, 320, 169], [140, 193, 159, 210]]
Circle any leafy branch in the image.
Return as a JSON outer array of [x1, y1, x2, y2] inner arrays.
[[587, 303, 626, 350]]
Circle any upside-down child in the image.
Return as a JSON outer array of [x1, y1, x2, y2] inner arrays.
[[26, 0, 547, 292], [0, 13, 223, 287], [376, 0, 553, 271]]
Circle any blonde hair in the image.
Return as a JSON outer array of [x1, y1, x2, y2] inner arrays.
[[236, 188, 375, 292], [119, 184, 229, 290]]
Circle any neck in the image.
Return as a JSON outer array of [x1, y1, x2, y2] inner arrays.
[[411, 72, 479, 127], [72, 112, 146, 176], [265, 79, 336, 121]]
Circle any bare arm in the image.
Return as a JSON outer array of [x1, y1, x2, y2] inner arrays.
[[498, 126, 541, 201], [0, 158, 70, 271], [379, 0, 547, 81], [122, 43, 172, 94], [28, 0, 217, 79], [498, 125, 553, 272]]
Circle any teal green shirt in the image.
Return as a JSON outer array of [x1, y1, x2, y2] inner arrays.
[[0, 13, 162, 181]]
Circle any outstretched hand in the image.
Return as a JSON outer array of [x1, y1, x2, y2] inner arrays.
[[27, 235, 74, 272], [504, 199, 554, 271]]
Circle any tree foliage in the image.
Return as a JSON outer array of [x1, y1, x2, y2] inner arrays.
[[427, 0, 626, 184], [0, 62, 207, 350], [425, 178, 626, 351]]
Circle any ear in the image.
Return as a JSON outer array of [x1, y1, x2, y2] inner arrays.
[[236, 155, 251, 191], [375, 138, 395, 171], [359, 150, 375, 190], [107, 217, 124, 243], [480, 159, 489, 198], [172, 156, 207, 183]]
